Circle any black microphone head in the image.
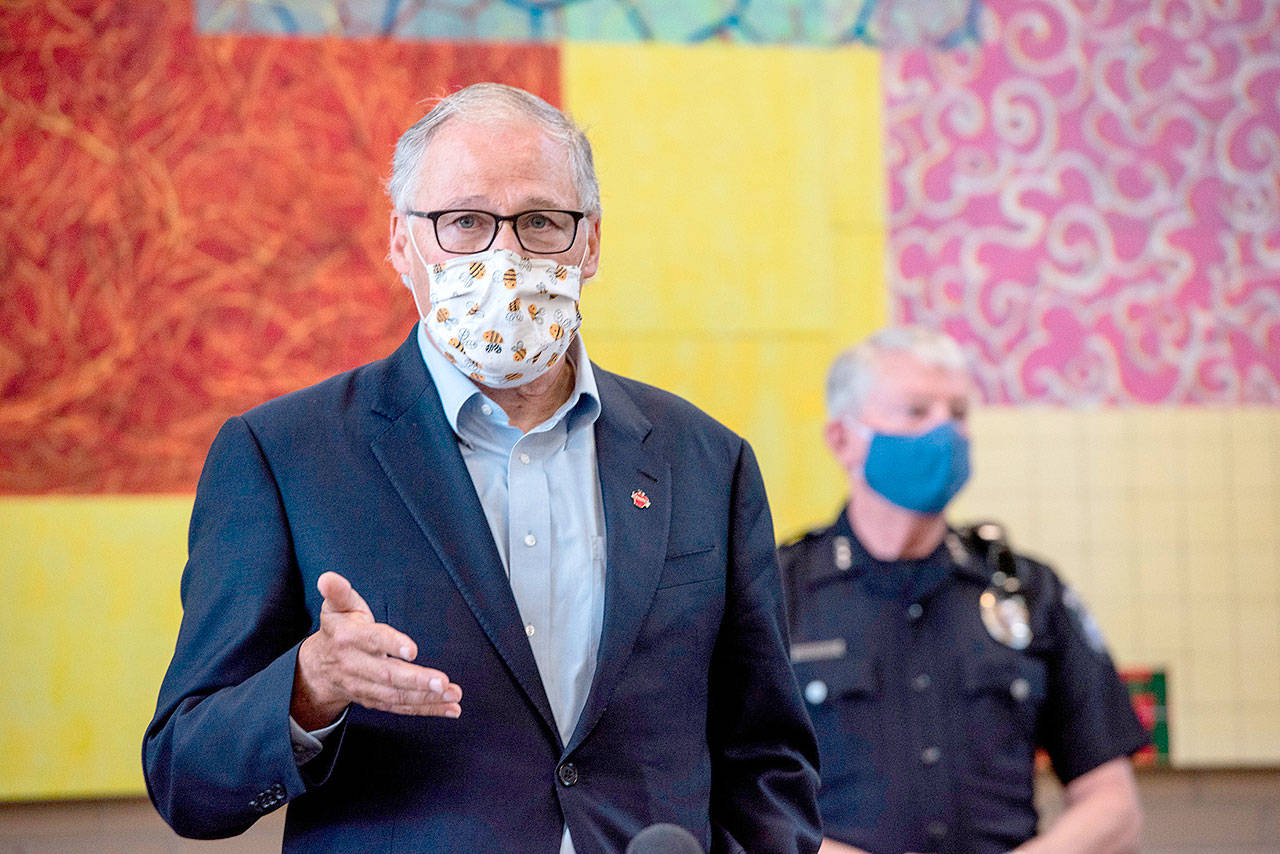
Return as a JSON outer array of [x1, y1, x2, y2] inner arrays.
[[624, 822, 704, 854]]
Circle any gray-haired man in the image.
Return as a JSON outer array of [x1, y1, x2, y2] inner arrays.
[[780, 326, 1146, 854], [145, 83, 821, 853]]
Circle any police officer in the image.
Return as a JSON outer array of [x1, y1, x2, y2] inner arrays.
[[779, 327, 1147, 854]]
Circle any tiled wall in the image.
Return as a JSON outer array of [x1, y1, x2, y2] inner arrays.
[[956, 407, 1280, 765]]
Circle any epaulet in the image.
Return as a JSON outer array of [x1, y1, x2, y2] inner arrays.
[[953, 520, 1046, 607], [779, 527, 826, 549]]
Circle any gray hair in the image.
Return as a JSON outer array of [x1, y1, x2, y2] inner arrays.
[[387, 83, 601, 217], [825, 326, 969, 419]]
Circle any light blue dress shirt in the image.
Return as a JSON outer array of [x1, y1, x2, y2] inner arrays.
[[419, 324, 606, 854], [415, 323, 606, 745]]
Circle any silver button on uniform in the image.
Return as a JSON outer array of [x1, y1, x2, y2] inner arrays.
[[804, 680, 828, 705]]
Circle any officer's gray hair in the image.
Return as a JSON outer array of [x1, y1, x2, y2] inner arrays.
[[387, 83, 601, 217], [825, 326, 969, 420]]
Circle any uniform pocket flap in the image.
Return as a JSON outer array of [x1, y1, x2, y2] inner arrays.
[[964, 654, 1046, 703], [796, 655, 879, 706]]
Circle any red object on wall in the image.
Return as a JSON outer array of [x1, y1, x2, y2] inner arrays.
[[0, 1, 560, 493]]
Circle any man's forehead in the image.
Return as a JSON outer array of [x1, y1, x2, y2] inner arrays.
[[425, 116, 569, 165], [446, 192, 566, 209], [413, 117, 577, 204], [870, 351, 971, 399]]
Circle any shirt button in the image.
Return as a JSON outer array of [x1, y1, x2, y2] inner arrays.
[[921, 746, 942, 765], [525, 624, 535, 637], [907, 603, 924, 620], [519, 452, 531, 464], [1011, 677, 1031, 701], [557, 762, 579, 787], [804, 680, 828, 705], [927, 820, 948, 839], [481, 404, 493, 416], [524, 533, 536, 547], [912, 673, 931, 692]]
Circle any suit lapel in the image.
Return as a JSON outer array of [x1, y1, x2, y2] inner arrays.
[[368, 332, 558, 739], [567, 367, 671, 753]]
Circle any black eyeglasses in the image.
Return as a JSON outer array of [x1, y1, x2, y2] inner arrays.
[[407, 209, 586, 255]]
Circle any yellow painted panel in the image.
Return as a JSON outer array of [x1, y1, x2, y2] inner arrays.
[[568, 41, 883, 334], [0, 496, 191, 799], [564, 41, 886, 536]]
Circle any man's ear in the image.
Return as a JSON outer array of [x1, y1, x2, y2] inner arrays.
[[824, 418, 865, 474], [389, 211, 412, 276]]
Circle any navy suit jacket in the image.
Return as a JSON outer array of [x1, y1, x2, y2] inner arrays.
[[143, 330, 821, 853]]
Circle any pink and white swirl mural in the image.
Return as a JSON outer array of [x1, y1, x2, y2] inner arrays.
[[886, 0, 1280, 405]]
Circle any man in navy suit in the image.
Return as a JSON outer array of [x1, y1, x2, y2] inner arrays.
[[143, 83, 821, 853]]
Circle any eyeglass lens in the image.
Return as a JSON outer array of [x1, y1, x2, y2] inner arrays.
[[433, 210, 579, 254]]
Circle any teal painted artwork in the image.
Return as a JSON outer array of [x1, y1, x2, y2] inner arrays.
[[196, 0, 982, 47]]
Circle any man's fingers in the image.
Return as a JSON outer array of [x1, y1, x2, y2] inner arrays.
[[358, 679, 464, 713], [334, 621, 419, 662], [381, 700, 463, 719], [346, 662, 464, 717], [349, 655, 460, 701], [318, 571, 374, 619]]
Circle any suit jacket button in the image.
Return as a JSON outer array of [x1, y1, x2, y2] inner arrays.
[[557, 762, 579, 787], [251, 783, 286, 812]]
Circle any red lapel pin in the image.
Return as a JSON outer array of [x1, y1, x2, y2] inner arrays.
[[631, 489, 651, 509]]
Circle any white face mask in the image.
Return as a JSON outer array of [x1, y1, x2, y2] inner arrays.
[[403, 241, 584, 389]]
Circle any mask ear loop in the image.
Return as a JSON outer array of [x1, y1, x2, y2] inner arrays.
[[574, 217, 591, 275], [401, 216, 435, 321], [403, 272, 428, 321], [842, 416, 873, 442], [841, 417, 875, 477]]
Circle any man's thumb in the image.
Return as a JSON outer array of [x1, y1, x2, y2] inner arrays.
[[318, 571, 372, 616]]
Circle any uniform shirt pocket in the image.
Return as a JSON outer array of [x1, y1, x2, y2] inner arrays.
[[963, 654, 1048, 755], [795, 655, 882, 784]]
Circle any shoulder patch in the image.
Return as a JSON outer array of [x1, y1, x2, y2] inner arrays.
[[779, 527, 828, 549], [1062, 586, 1109, 654]]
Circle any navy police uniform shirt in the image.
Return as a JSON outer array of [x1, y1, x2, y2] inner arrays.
[[778, 508, 1148, 854]]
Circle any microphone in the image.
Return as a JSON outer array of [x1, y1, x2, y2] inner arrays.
[[624, 822, 704, 854]]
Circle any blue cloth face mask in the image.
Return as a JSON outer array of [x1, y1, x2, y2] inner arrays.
[[861, 421, 971, 514]]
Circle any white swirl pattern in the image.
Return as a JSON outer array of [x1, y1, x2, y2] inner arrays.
[[887, 0, 1280, 404]]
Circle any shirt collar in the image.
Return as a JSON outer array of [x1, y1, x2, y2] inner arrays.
[[833, 504, 954, 601], [416, 322, 601, 440]]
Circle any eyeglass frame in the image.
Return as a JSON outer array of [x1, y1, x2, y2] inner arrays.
[[405, 208, 588, 255]]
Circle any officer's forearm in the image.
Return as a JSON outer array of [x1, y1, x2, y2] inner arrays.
[[1013, 757, 1142, 854]]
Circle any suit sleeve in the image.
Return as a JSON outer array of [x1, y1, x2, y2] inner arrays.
[[141, 416, 327, 838], [707, 439, 823, 854]]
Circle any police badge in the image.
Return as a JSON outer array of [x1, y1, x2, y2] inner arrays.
[[980, 587, 1032, 650]]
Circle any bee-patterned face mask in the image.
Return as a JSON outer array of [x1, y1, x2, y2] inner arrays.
[[403, 243, 584, 389]]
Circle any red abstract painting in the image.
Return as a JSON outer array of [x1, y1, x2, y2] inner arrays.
[[0, 0, 560, 492]]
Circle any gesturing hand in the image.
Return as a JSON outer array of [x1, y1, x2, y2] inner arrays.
[[290, 571, 463, 730]]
